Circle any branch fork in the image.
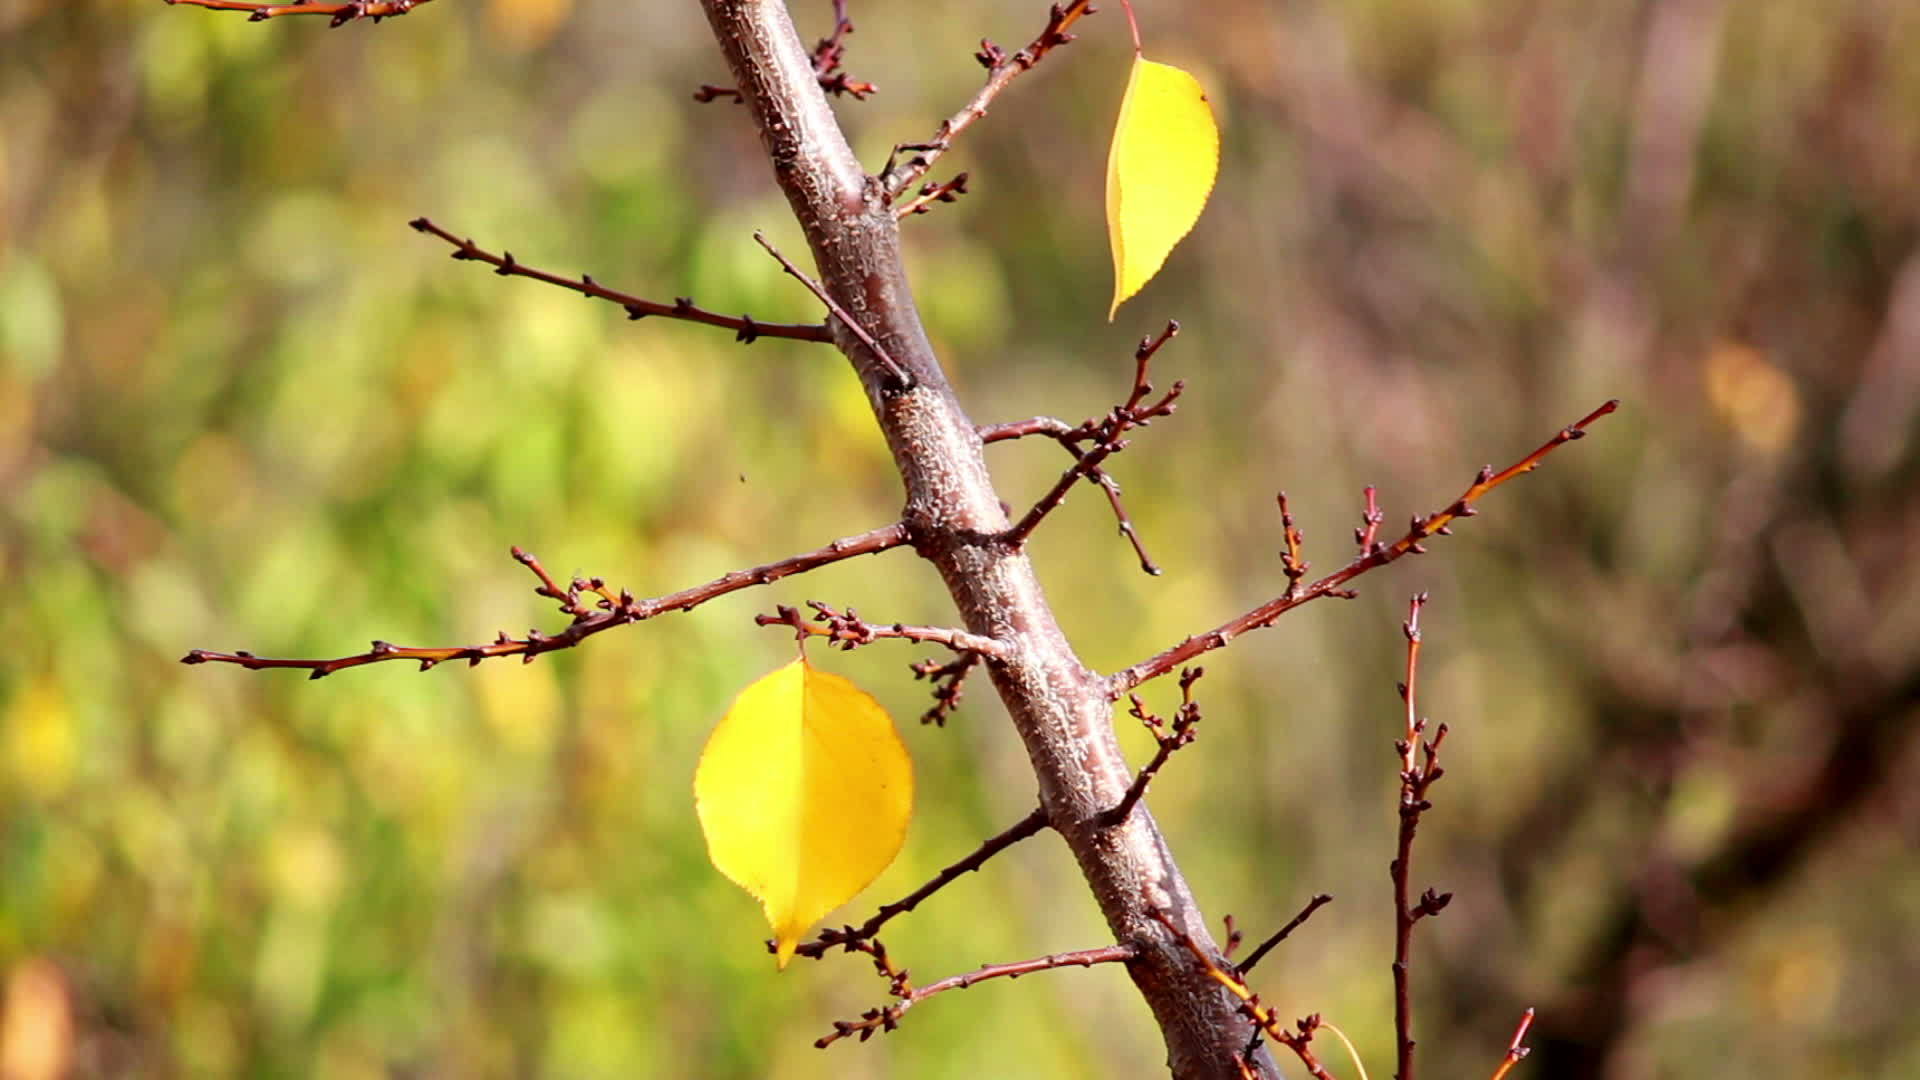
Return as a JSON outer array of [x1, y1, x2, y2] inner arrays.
[[756, 601, 1009, 661]]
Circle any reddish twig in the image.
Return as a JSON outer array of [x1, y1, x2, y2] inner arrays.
[[407, 217, 831, 344], [183, 523, 910, 678], [1101, 666, 1204, 826], [1236, 893, 1333, 977], [1277, 491, 1309, 599], [981, 409, 1163, 575], [1393, 593, 1453, 1080], [161, 0, 428, 27], [1004, 321, 1183, 554], [697, 0, 876, 103], [1150, 909, 1341, 1080], [815, 939, 1135, 1048], [1489, 1009, 1536, 1080], [792, 805, 1051, 960], [753, 231, 913, 390], [909, 652, 981, 726], [893, 172, 971, 219], [756, 601, 1010, 660], [882, 0, 1098, 198], [1355, 485, 1383, 554], [1110, 399, 1620, 693]]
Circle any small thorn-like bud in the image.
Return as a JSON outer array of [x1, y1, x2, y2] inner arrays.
[[494, 252, 515, 275], [408, 218, 429, 231]]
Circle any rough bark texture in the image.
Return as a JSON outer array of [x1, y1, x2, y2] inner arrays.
[[698, 3, 1278, 1077]]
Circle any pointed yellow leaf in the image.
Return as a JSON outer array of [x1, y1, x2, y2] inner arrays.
[[1106, 57, 1220, 320], [694, 658, 914, 969]]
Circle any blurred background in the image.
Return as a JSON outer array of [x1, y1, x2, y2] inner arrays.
[[4, 0, 1918, 1076]]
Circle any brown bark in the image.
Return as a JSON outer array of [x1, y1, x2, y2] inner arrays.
[[697, 2, 1276, 1076]]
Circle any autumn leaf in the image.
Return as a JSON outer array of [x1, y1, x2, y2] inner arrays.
[[694, 658, 914, 969], [1106, 56, 1220, 320]]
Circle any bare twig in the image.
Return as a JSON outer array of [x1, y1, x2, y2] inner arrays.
[[408, 217, 832, 344], [1489, 1009, 1536, 1080], [1101, 666, 1205, 826], [894, 172, 971, 219], [1151, 909, 1341, 1080], [816, 939, 1136, 1048], [1236, 893, 1333, 977], [982, 409, 1164, 575], [1393, 593, 1453, 1080], [697, 0, 875, 103], [183, 523, 910, 678], [756, 601, 1010, 660], [1354, 485, 1383, 554], [1277, 492, 1309, 599], [909, 652, 981, 726], [753, 231, 913, 389], [1110, 399, 1620, 693], [792, 805, 1051, 959], [161, 0, 428, 27], [882, 0, 1098, 198], [1005, 321, 1184, 552]]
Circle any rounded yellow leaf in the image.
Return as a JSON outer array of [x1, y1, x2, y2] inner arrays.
[[1106, 57, 1221, 320], [694, 658, 914, 969]]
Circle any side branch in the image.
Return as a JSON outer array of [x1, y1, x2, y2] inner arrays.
[[1110, 399, 1619, 694], [1100, 666, 1205, 827], [792, 805, 1051, 959], [816, 939, 1136, 1048], [882, 0, 1098, 198], [409, 218, 833, 344], [1235, 893, 1333, 977], [162, 0, 428, 26], [1004, 322, 1183, 555], [756, 601, 1010, 660], [1393, 594, 1452, 1080], [183, 523, 910, 678]]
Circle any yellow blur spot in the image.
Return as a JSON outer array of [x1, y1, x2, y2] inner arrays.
[[5, 678, 74, 801], [1705, 342, 1801, 456]]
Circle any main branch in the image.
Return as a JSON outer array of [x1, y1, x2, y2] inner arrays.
[[699, 2, 1273, 1075]]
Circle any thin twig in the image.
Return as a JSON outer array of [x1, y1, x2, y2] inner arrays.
[[1393, 593, 1453, 1080], [1278, 492, 1309, 599], [1101, 666, 1204, 826], [1150, 909, 1341, 1080], [1110, 399, 1620, 693], [161, 0, 428, 26], [408, 218, 831, 343], [757, 601, 1010, 660], [882, 0, 1098, 198], [982, 411, 1164, 575], [1005, 321, 1183, 552], [894, 172, 971, 219], [1236, 893, 1333, 977], [753, 231, 913, 390], [910, 652, 982, 726], [1488, 1009, 1536, 1080], [792, 805, 1051, 959], [183, 523, 910, 678], [816, 940, 1135, 1048]]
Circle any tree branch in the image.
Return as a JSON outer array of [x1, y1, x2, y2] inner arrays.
[[183, 523, 909, 678], [882, 0, 1099, 198], [1004, 321, 1183, 554], [816, 938, 1137, 1048], [753, 231, 911, 386], [408, 217, 833, 344], [1392, 593, 1453, 1080], [793, 805, 1051, 960], [909, 651, 982, 727], [1101, 666, 1205, 827], [161, 0, 429, 26], [1110, 399, 1620, 694], [756, 601, 1010, 660], [1489, 1009, 1536, 1080], [1235, 893, 1333, 977]]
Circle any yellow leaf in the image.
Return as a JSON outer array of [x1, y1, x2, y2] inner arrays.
[[1106, 57, 1220, 320], [694, 658, 914, 969]]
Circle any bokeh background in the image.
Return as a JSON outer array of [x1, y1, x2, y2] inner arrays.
[[4, 0, 1918, 1076]]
